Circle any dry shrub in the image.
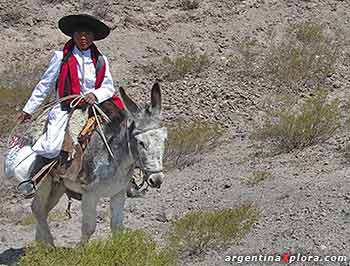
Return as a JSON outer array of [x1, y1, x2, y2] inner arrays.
[[79, 0, 112, 20], [164, 120, 225, 170], [241, 170, 272, 186], [343, 99, 350, 158], [19, 210, 67, 226], [1, 8, 25, 26], [20, 229, 175, 266], [166, 205, 258, 256], [0, 88, 32, 137], [0, 61, 44, 137], [179, 0, 200, 10], [253, 89, 340, 152], [227, 21, 343, 92], [41, 0, 65, 4], [265, 21, 341, 90], [227, 37, 263, 79], [161, 46, 209, 81], [0, 60, 43, 91]]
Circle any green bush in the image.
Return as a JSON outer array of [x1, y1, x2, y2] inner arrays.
[[164, 120, 225, 170], [161, 47, 209, 81], [265, 21, 340, 90], [166, 205, 258, 256], [253, 90, 340, 152], [20, 229, 175, 266]]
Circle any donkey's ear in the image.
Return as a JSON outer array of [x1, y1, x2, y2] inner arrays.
[[119, 87, 140, 116], [151, 82, 161, 116]]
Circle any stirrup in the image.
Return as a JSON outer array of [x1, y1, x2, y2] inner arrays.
[[16, 179, 36, 199]]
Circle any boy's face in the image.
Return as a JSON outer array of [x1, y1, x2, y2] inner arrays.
[[73, 30, 94, 50]]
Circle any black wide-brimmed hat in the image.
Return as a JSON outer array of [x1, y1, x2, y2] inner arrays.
[[58, 14, 110, 41]]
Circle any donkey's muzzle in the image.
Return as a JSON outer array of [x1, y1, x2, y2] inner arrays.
[[147, 173, 164, 188]]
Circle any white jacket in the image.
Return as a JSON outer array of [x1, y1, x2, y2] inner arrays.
[[23, 45, 115, 114]]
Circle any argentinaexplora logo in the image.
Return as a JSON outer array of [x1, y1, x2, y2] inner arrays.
[[225, 252, 347, 264]]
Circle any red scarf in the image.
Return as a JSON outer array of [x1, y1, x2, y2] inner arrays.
[[56, 39, 125, 110], [57, 39, 106, 107]]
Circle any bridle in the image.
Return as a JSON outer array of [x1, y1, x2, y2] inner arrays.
[[124, 120, 166, 189]]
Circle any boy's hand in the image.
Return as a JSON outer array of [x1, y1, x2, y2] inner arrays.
[[17, 112, 32, 124], [85, 93, 97, 105]]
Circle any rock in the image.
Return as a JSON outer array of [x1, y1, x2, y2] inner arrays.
[[223, 183, 232, 189]]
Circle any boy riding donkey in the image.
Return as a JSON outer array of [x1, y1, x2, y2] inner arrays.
[[17, 14, 141, 198]]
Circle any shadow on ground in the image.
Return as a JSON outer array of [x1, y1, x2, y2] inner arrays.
[[0, 248, 24, 266]]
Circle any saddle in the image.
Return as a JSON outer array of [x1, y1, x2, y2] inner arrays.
[[52, 114, 100, 183], [29, 98, 147, 199], [30, 111, 103, 190]]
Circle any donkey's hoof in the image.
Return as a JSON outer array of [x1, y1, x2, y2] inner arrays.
[[126, 183, 145, 198]]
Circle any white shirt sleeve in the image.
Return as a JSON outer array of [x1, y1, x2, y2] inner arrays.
[[91, 56, 116, 103], [22, 51, 63, 114]]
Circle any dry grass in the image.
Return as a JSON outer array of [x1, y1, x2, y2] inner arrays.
[[265, 21, 341, 91], [252, 89, 340, 152], [0, 87, 32, 137], [1, 9, 25, 26], [241, 170, 272, 186], [179, 0, 200, 10], [161, 46, 209, 81], [227, 21, 343, 92], [164, 120, 225, 170], [0, 60, 44, 137], [227, 36, 263, 79], [19, 210, 67, 226]]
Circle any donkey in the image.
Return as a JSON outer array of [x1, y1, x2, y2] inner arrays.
[[30, 82, 167, 246]]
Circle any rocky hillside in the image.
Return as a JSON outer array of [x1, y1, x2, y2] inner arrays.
[[2, 0, 350, 265], [1, 0, 350, 128]]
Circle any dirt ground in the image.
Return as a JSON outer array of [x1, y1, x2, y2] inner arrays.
[[1, 0, 350, 265], [1, 135, 350, 266]]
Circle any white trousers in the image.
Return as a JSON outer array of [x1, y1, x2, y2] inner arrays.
[[32, 105, 69, 159], [31, 105, 87, 159]]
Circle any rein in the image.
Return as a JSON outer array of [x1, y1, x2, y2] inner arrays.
[[70, 95, 114, 159]]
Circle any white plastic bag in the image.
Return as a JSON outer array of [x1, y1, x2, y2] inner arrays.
[[4, 136, 36, 183]]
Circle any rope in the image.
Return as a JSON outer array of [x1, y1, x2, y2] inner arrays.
[[7, 95, 82, 147], [92, 103, 115, 159], [7, 94, 115, 159], [70, 94, 115, 158]]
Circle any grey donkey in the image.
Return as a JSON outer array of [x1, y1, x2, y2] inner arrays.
[[31, 82, 167, 246]]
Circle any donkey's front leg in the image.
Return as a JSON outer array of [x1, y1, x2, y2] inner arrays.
[[110, 189, 127, 232], [80, 192, 98, 245]]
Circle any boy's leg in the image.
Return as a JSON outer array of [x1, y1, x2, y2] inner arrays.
[[20, 105, 69, 198], [32, 104, 70, 159]]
